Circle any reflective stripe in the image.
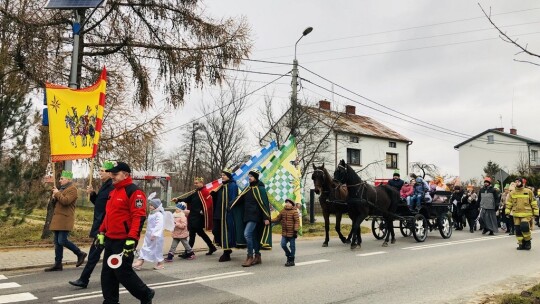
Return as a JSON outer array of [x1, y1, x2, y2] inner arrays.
[[511, 194, 530, 199]]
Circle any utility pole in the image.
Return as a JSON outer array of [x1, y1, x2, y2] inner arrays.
[[290, 27, 313, 137]]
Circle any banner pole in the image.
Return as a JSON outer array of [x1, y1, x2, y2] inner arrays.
[[51, 160, 57, 189], [88, 158, 95, 200]]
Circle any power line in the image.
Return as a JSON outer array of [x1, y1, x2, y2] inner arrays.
[[260, 20, 540, 61], [299, 76, 531, 146], [299, 65, 471, 138], [253, 6, 540, 53], [156, 70, 292, 136]]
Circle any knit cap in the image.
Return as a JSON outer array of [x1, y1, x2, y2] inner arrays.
[[150, 198, 162, 209], [176, 202, 187, 210]]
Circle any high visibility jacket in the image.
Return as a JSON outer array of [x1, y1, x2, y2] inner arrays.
[[505, 187, 539, 218], [99, 177, 147, 240]]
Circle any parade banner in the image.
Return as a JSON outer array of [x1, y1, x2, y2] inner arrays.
[[44, 68, 107, 162], [259, 136, 305, 234], [203, 140, 278, 193]]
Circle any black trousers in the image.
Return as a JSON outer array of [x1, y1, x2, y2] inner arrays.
[[79, 241, 104, 283], [189, 227, 214, 249], [101, 239, 151, 304]]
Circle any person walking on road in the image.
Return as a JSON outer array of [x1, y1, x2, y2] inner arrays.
[[505, 177, 539, 250], [231, 169, 271, 267], [97, 161, 155, 304], [478, 177, 500, 235], [173, 177, 217, 256], [69, 161, 114, 288], [211, 168, 239, 262], [45, 170, 87, 272], [271, 199, 299, 267]]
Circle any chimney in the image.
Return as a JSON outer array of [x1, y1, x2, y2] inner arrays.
[[319, 100, 330, 110], [345, 105, 356, 115], [510, 128, 517, 135], [495, 128, 504, 132]]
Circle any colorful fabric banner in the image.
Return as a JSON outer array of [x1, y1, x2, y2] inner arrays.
[[44, 68, 107, 162], [203, 141, 278, 193], [259, 136, 304, 233]]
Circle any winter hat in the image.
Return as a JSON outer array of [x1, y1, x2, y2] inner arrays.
[[150, 198, 162, 209], [222, 168, 233, 180], [285, 198, 295, 206], [494, 184, 500, 190], [454, 186, 461, 191], [248, 169, 260, 180], [483, 177, 491, 184], [515, 177, 524, 185], [176, 202, 187, 210], [61, 170, 73, 179], [102, 160, 115, 171], [106, 161, 131, 173], [393, 170, 400, 177]]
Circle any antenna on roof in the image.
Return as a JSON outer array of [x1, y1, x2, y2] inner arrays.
[[499, 114, 503, 127]]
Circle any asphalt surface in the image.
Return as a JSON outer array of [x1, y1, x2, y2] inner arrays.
[[1, 226, 540, 304]]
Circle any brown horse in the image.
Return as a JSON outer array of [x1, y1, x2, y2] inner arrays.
[[333, 159, 400, 249], [311, 163, 352, 247]]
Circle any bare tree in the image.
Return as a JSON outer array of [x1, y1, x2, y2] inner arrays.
[[479, 4, 540, 66], [200, 77, 248, 178], [515, 151, 530, 176], [410, 162, 451, 181], [0, 0, 252, 109]]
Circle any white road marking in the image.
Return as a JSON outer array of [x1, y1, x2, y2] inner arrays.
[[54, 271, 253, 303], [402, 235, 510, 251], [295, 259, 330, 266], [0, 292, 38, 303], [356, 251, 387, 257], [0, 276, 7, 280], [0, 283, 20, 290]]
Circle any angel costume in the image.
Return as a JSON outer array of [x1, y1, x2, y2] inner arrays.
[[138, 198, 165, 263]]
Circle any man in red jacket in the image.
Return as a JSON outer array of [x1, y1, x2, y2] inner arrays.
[[97, 161, 155, 304]]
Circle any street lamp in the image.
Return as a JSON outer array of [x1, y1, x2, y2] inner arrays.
[[291, 26, 313, 137]]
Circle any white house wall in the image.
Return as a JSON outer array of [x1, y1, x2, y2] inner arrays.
[[458, 131, 529, 183]]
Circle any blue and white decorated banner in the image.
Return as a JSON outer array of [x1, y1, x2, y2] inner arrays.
[[234, 141, 277, 189]]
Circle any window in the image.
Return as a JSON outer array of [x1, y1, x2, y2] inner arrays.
[[389, 141, 396, 148], [350, 136, 359, 143], [386, 153, 398, 169], [532, 150, 538, 162], [347, 148, 361, 166], [487, 135, 494, 144]]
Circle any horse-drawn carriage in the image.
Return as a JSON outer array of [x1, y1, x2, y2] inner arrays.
[[312, 160, 453, 249], [370, 191, 453, 242]]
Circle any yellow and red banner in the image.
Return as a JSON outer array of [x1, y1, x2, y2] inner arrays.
[[45, 68, 107, 162]]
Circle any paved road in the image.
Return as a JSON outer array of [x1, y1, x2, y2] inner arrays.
[[1, 228, 540, 303]]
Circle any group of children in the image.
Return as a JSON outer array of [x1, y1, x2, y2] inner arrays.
[[131, 197, 300, 270]]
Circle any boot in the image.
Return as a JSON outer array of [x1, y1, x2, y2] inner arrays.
[[76, 252, 87, 267], [289, 256, 295, 267], [242, 255, 253, 267], [179, 250, 188, 259], [517, 242, 525, 250], [285, 256, 291, 267], [44, 262, 63, 272], [523, 240, 531, 250], [165, 252, 174, 262], [219, 250, 231, 262], [206, 245, 217, 256], [251, 253, 261, 265]]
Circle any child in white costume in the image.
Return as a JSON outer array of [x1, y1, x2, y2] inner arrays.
[[133, 198, 167, 270]]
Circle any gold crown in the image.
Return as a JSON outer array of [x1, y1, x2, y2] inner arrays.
[[194, 177, 204, 182]]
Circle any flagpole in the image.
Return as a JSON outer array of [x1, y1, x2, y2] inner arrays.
[[88, 158, 95, 200]]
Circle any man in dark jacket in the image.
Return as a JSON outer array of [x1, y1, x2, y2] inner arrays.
[[69, 161, 115, 288], [175, 177, 217, 256], [98, 162, 154, 304], [211, 168, 239, 262], [387, 171, 404, 191], [231, 169, 271, 267]]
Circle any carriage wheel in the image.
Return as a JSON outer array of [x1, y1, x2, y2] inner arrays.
[[438, 213, 453, 239], [399, 219, 412, 237], [413, 214, 428, 242], [371, 217, 387, 240]]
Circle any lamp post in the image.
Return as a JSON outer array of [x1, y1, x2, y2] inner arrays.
[[290, 26, 313, 137]]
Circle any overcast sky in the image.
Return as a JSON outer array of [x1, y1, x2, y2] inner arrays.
[[159, 0, 540, 177]]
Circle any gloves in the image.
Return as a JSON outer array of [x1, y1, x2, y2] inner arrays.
[[123, 239, 136, 257], [293, 231, 298, 239], [96, 233, 105, 248]]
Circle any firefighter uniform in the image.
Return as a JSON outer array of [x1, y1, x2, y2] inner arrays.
[[505, 180, 539, 250]]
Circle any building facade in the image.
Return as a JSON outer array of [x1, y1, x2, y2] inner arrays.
[[454, 128, 540, 183]]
